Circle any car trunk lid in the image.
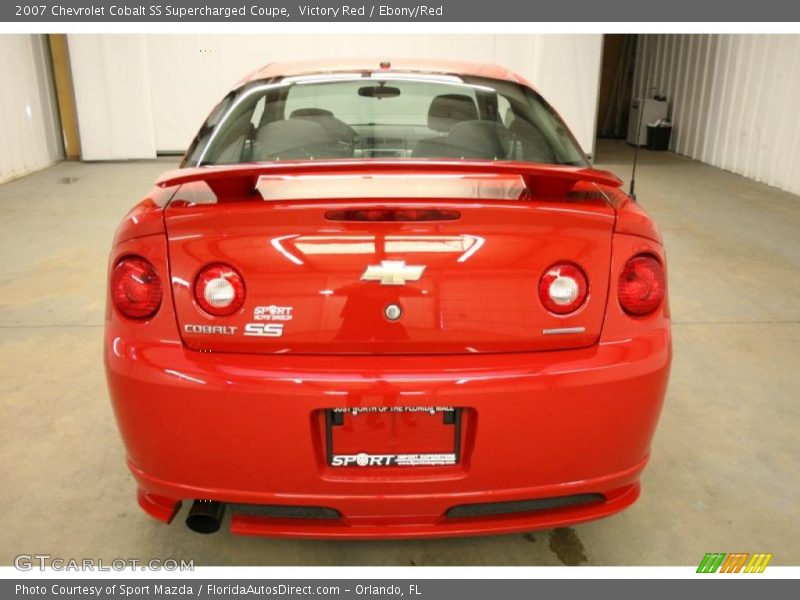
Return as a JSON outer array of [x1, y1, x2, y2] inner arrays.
[[162, 161, 619, 355]]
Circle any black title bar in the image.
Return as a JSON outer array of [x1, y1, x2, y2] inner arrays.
[[4, 0, 800, 22]]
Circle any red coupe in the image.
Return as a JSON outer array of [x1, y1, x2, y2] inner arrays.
[[105, 59, 671, 539]]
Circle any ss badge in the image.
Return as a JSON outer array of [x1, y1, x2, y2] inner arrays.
[[244, 323, 284, 337]]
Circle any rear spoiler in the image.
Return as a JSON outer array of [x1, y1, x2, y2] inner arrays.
[[157, 160, 623, 200]]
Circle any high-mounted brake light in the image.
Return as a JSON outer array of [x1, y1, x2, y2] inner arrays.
[[538, 263, 588, 315], [194, 264, 246, 316], [111, 257, 163, 319], [618, 254, 665, 316], [325, 208, 460, 222]]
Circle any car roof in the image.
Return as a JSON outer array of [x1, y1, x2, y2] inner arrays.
[[241, 58, 531, 86]]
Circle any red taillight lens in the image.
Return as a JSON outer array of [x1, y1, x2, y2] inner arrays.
[[618, 254, 665, 316], [111, 257, 162, 319], [194, 263, 245, 316], [538, 263, 588, 315]]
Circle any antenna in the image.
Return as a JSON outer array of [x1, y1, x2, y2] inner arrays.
[[630, 36, 656, 200]]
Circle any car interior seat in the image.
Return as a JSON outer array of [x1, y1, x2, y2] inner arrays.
[[444, 120, 512, 160], [289, 108, 357, 158], [412, 94, 479, 158], [253, 119, 332, 160]]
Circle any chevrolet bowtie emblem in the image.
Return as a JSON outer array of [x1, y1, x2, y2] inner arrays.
[[361, 260, 426, 286]]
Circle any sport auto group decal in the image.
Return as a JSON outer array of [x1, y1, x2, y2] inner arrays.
[[330, 406, 457, 467], [331, 452, 457, 467], [244, 305, 292, 337]]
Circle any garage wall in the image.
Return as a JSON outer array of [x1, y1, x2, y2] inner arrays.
[[0, 35, 63, 184], [67, 34, 603, 159], [634, 34, 800, 196], [68, 36, 157, 161]]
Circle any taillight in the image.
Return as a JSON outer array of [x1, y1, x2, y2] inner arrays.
[[111, 256, 162, 319], [194, 263, 245, 316], [618, 254, 665, 316], [538, 263, 588, 315]]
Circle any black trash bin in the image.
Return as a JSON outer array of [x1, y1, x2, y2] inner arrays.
[[647, 124, 672, 151]]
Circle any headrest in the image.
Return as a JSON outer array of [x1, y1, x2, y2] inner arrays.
[[428, 94, 479, 132], [290, 108, 335, 119], [255, 119, 328, 159], [446, 120, 509, 159]]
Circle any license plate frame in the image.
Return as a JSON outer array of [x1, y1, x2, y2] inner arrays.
[[325, 407, 462, 468]]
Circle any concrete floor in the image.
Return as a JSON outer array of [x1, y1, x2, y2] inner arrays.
[[0, 139, 798, 566]]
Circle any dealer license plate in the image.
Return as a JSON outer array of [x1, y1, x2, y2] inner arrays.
[[326, 406, 462, 467]]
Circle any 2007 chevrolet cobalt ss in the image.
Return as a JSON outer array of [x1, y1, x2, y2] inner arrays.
[[104, 59, 671, 538]]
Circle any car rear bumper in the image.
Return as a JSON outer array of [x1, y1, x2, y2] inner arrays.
[[106, 328, 670, 539]]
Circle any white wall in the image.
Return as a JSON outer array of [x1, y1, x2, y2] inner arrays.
[[634, 34, 800, 196], [68, 34, 603, 158], [0, 35, 63, 184], [68, 35, 157, 161]]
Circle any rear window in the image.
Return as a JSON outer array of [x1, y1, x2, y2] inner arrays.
[[184, 73, 588, 167]]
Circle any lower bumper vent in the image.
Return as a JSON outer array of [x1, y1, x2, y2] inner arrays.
[[445, 493, 605, 519], [229, 503, 341, 520]]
